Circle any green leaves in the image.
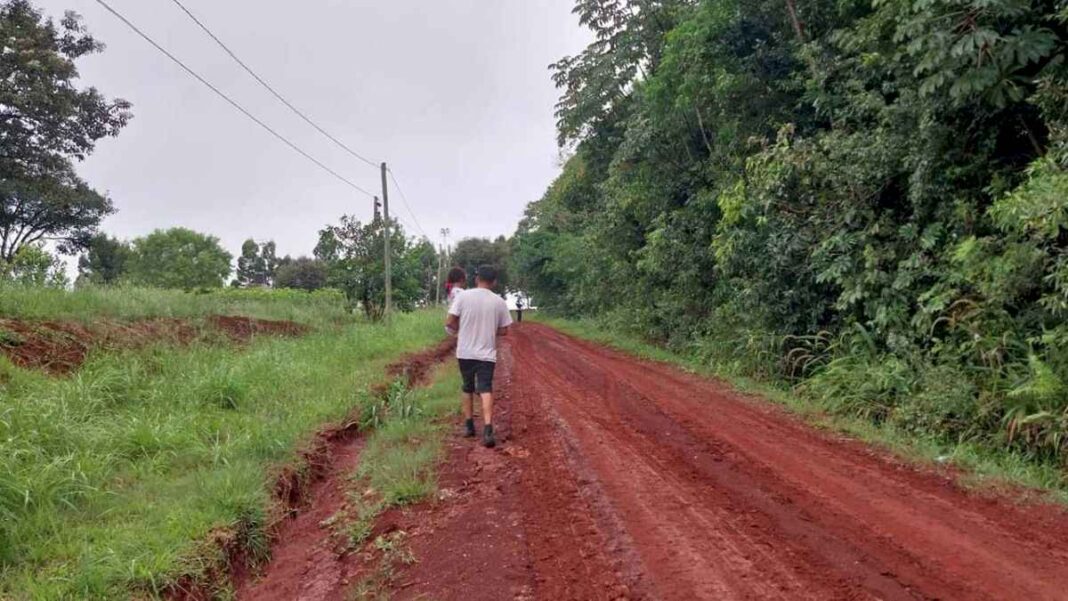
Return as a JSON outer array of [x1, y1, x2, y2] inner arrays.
[[126, 228, 234, 290]]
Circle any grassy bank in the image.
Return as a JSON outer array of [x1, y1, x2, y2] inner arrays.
[[0, 304, 444, 599], [338, 366, 459, 598], [0, 284, 351, 326], [533, 315, 1068, 505]]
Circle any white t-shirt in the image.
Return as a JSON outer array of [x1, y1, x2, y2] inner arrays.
[[448, 288, 512, 362], [447, 286, 464, 304]]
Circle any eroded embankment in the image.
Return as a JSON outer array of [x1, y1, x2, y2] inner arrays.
[[164, 337, 457, 601], [372, 323, 1068, 601], [0, 315, 308, 374]]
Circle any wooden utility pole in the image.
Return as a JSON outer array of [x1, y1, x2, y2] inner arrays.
[[435, 245, 444, 305], [380, 162, 392, 318]]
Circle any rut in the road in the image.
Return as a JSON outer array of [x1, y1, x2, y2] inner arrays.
[[383, 323, 1068, 601]]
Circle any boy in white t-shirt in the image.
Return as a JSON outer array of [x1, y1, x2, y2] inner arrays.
[[444, 265, 512, 448]]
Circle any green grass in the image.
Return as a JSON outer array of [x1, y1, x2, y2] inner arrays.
[[0, 308, 446, 600], [339, 365, 460, 600], [0, 284, 352, 326], [532, 314, 1068, 505]]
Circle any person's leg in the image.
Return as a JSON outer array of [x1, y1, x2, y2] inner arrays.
[[480, 392, 494, 426], [475, 361, 497, 447], [462, 392, 475, 421], [458, 360, 477, 437]]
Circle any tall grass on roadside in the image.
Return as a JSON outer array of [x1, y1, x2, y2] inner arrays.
[[0, 284, 352, 326], [0, 310, 443, 599]]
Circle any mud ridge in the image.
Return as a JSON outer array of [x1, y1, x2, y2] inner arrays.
[[0, 315, 309, 374], [165, 337, 456, 600]]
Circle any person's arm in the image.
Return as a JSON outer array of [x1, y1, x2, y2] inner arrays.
[[445, 295, 462, 336]]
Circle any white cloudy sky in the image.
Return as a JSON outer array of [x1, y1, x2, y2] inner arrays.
[[32, 0, 589, 266]]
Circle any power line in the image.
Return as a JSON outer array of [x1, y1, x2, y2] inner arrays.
[[92, 0, 376, 198], [167, 0, 381, 171], [387, 169, 429, 239]]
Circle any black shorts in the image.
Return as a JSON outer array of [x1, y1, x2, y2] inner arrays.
[[458, 359, 496, 394]]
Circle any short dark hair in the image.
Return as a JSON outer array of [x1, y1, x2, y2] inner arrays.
[[476, 264, 498, 283], [446, 266, 466, 285]]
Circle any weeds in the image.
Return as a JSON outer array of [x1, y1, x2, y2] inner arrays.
[[0, 306, 445, 599], [333, 366, 459, 598]]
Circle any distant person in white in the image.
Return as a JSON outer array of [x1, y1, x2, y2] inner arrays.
[[445, 265, 512, 448]]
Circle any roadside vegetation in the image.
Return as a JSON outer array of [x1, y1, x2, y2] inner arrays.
[[338, 367, 460, 599], [513, 1, 1068, 480], [0, 289, 444, 598]]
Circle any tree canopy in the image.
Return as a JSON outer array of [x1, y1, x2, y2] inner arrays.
[[274, 256, 328, 291], [514, 0, 1068, 461], [451, 236, 511, 293], [0, 0, 131, 261], [315, 216, 436, 318], [126, 228, 233, 290], [76, 232, 130, 285]]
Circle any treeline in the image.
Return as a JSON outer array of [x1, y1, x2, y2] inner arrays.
[[513, 0, 1068, 462], [0, 1, 519, 319]]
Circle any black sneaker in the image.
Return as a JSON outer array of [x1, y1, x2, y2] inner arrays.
[[464, 418, 476, 438], [483, 424, 496, 448]]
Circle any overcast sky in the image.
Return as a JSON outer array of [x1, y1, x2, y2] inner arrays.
[[33, 0, 589, 269]]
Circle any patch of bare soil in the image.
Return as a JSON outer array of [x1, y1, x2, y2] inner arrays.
[[0, 315, 307, 374]]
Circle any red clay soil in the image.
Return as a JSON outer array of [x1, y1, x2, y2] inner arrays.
[[232, 338, 456, 601], [0, 315, 306, 374], [358, 323, 1068, 601]]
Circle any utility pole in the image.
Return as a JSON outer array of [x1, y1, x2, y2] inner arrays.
[[437, 227, 450, 304], [435, 244, 444, 305], [380, 162, 392, 318]]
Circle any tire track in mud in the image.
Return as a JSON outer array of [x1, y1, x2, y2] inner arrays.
[[384, 323, 1068, 601]]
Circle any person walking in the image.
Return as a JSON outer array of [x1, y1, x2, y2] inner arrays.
[[515, 293, 524, 323], [445, 265, 512, 448]]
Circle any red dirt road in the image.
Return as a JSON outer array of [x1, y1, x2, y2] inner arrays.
[[384, 323, 1068, 601]]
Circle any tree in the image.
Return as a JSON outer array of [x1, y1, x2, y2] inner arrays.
[[316, 216, 434, 318], [126, 228, 232, 290], [0, 244, 68, 287], [451, 236, 511, 293], [274, 256, 327, 291], [236, 238, 280, 287], [76, 232, 130, 285], [0, 1, 131, 261], [236, 239, 265, 286]]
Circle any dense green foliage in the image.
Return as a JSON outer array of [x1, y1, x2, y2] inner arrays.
[[450, 236, 512, 292], [316, 216, 436, 318], [0, 0, 130, 262], [0, 244, 67, 287], [125, 228, 233, 290], [515, 0, 1068, 464], [273, 256, 328, 291], [77, 233, 130, 285], [235, 238, 278, 287]]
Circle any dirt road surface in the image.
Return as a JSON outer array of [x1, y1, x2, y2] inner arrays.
[[242, 323, 1068, 600]]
